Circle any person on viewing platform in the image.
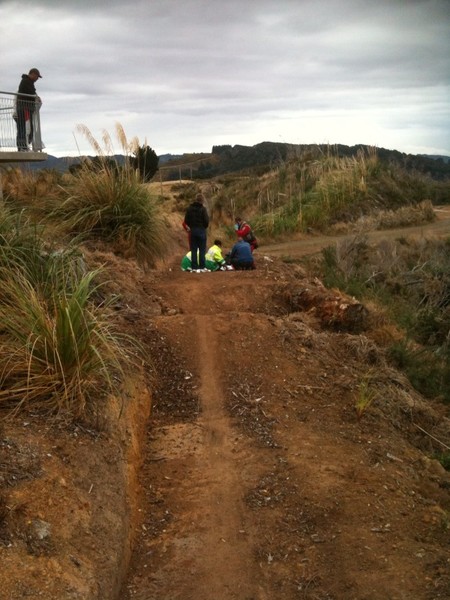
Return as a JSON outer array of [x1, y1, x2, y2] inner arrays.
[[14, 68, 43, 151]]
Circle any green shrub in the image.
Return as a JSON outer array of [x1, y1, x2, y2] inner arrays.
[[435, 452, 450, 471], [388, 341, 449, 403]]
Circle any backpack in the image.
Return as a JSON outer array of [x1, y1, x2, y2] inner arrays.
[[243, 231, 258, 248]]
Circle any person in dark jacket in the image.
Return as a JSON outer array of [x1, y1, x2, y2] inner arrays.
[[15, 68, 42, 151], [229, 237, 255, 270], [183, 193, 209, 271]]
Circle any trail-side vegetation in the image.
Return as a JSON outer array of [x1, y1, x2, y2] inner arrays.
[[315, 235, 450, 404], [53, 124, 168, 269], [0, 124, 168, 420], [209, 146, 449, 239], [0, 206, 133, 419], [2, 124, 168, 269]]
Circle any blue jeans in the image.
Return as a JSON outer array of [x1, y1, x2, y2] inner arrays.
[[190, 228, 207, 269]]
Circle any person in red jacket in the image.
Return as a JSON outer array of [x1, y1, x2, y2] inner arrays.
[[182, 219, 191, 249], [235, 217, 258, 252]]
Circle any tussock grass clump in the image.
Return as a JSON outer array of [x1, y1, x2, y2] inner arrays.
[[1, 168, 63, 215], [355, 369, 379, 421], [0, 207, 85, 299], [54, 124, 168, 268], [377, 199, 435, 229], [0, 266, 129, 419], [0, 206, 132, 419]]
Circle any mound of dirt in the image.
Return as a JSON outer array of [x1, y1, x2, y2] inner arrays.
[[1, 245, 449, 600]]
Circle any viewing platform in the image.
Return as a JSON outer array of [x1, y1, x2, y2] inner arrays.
[[0, 90, 48, 164]]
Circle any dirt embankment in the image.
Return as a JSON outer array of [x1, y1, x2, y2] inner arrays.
[[1, 219, 450, 599]]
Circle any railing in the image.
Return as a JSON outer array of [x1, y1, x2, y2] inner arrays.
[[0, 90, 45, 153]]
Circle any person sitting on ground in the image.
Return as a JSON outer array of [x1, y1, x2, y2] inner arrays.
[[205, 239, 227, 271], [180, 249, 220, 272], [235, 217, 258, 252], [229, 236, 255, 270]]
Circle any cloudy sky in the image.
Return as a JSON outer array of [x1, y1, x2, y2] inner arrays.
[[1, 0, 449, 157]]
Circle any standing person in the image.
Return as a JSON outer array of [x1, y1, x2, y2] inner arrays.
[[229, 236, 255, 270], [235, 217, 258, 252], [14, 68, 43, 151], [184, 193, 209, 272]]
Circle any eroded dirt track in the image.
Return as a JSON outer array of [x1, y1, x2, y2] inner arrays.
[[121, 262, 450, 600]]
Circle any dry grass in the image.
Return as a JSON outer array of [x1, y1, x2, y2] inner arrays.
[[329, 200, 436, 234], [0, 266, 130, 418]]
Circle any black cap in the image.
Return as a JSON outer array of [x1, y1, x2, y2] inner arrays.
[[29, 68, 42, 78]]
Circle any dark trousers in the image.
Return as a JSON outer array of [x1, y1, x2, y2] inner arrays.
[[190, 227, 207, 269], [231, 259, 255, 270]]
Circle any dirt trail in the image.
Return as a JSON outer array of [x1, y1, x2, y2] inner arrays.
[[123, 285, 271, 599], [265, 206, 450, 259], [121, 256, 450, 600]]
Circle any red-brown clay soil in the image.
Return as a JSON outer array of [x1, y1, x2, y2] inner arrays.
[[119, 258, 450, 600], [1, 215, 450, 600]]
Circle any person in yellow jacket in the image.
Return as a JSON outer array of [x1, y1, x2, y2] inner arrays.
[[181, 239, 229, 272], [205, 239, 227, 271]]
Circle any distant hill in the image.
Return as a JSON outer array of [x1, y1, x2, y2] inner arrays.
[[159, 143, 450, 181], [419, 154, 450, 164], [21, 144, 450, 181], [24, 152, 182, 173]]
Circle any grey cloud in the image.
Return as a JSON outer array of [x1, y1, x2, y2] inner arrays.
[[1, 0, 449, 156]]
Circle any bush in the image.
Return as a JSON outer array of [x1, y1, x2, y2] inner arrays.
[[55, 158, 167, 268], [131, 144, 159, 182], [388, 341, 449, 402], [317, 236, 450, 403]]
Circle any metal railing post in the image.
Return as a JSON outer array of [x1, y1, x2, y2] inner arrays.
[[0, 90, 45, 153]]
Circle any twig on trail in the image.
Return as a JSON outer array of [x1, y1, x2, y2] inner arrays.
[[283, 387, 297, 397], [231, 389, 264, 404], [413, 423, 450, 450], [295, 384, 327, 390]]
